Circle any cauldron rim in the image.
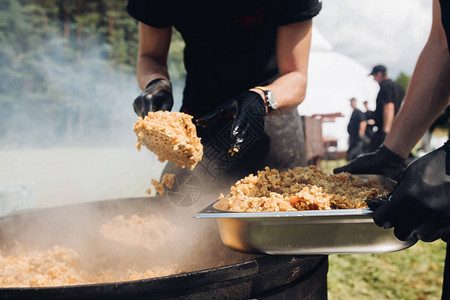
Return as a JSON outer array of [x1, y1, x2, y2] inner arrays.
[[0, 255, 301, 290]]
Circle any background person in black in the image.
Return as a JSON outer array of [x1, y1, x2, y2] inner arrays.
[[368, 64, 405, 151], [363, 100, 373, 117], [127, 0, 321, 191], [363, 100, 375, 139], [346, 97, 368, 161], [335, 0, 449, 298]]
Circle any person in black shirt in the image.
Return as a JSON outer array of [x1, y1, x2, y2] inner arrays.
[[368, 65, 405, 151], [335, 1, 449, 298], [127, 5, 327, 298], [346, 98, 368, 161], [127, 0, 321, 189], [363, 100, 375, 140], [363, 101, 373, 117]]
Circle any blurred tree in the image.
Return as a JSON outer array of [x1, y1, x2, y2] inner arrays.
[[168, 29, 186, 85], [0, 0, 63, 144], [395, 72, 411, 92], [0, 0, 186, 148]]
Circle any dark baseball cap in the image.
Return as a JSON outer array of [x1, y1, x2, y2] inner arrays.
[[369, 65, 387, 76]]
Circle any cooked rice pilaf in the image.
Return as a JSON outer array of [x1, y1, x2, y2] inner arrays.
[[99, 214, 180, 250], [149, 173, 175, 195], [0, 245, 179, 287], [133, 111, 203, 170], [227, 166, 389, 212], [0, 214, 182, 287], [0, 213, 254, 287]]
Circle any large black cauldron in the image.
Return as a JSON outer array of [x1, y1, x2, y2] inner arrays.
[[0, 198, 327, 300]]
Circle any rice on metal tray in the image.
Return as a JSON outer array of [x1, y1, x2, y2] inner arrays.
[[226, 166, 389, 212]]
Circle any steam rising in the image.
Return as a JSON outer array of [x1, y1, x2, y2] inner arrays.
[[0, 195, 256, 287], [0, 4, 255, 287], [0, 33, 184, 207]]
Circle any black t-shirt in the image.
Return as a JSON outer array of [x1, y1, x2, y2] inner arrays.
[[127, 0, 321, 116], [347, 108, 366, 139], [374, 79, 405, 129]]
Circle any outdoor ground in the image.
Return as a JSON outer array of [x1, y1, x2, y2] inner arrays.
[[323, 158, 446, 300], [328, 241, 446, 299]]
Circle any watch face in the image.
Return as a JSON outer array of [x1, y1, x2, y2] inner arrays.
[[267, 91, 277, 109]]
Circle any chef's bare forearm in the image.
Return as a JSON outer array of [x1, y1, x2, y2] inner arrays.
[[266, 71, 307, 115], [386, 59, 449, 158], [136, 22, 172, 90], [384, 17, 449, 158], [250, 20, 311, 115], [137, 55, 170, 90]]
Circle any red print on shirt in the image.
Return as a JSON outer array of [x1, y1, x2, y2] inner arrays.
[[233, 8, 267, 27]]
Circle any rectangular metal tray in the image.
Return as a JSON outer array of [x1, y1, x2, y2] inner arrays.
[[195, 175, 416, 255]]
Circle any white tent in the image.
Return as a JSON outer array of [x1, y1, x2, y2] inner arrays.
[[299, 27, 380, 151]]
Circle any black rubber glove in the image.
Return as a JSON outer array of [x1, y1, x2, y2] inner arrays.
[[196, 91, 266, 154], [133, 78, 173, 118], [333, 145, 406, 181], [366, 140, 450, 242]]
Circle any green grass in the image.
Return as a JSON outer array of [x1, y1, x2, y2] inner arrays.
[[320, 159, 348, 174], [320, 159, 447, 299], [328, 241, 447, 300]]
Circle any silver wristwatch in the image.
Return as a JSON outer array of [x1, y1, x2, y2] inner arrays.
[[254, 86, 277, 113]]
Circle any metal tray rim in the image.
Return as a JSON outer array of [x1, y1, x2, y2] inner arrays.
[[196, 203, 374, 219], [194, 174, 416, 255]]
